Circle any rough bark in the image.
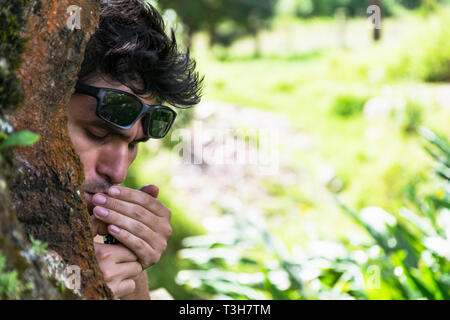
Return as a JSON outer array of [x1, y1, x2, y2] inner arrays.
[[0, 0, 66, 299], [0, 0, 113, 299], [0, 153, 66, 299]]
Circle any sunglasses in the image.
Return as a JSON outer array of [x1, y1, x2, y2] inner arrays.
[[74, 81, 177, 139]]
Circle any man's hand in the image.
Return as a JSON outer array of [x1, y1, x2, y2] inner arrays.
[[91, 185, 172, 269], [94, 242, 143, 299]]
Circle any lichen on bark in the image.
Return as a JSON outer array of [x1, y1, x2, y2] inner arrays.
[[1, 0, 113, 299], [0, 0, 66, 299]]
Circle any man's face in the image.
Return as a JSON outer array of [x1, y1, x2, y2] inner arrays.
[[67, 76, 152, 214]]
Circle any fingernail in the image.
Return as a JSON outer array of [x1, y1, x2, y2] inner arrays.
[[94, 206, 108, 218], [93, 193, 106, 204], [109, 187, 120, 196], [109, 225, 120, 234]]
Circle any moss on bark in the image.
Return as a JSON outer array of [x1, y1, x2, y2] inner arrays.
[[0, 0, 112, 299]]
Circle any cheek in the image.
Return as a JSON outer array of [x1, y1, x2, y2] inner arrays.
[[67, 126, 98, 174], [77, 147, 98, 174]]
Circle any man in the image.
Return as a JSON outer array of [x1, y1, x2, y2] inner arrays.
[[67, 0, 202, 299]]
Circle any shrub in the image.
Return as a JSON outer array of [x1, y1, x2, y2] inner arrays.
[[0, 251, 23, 299], [401, 101, 423, 134], [387, 10, 450, 82], [175, 127, 450, 299], [330, 94, 367, 118]]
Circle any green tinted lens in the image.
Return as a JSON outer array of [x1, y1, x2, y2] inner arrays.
[[99, 91, 142, 126], [148, 109, 175, 138]]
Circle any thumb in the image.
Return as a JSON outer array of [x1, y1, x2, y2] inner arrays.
[[139, 184, 159, 198]]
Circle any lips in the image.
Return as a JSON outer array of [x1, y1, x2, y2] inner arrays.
[[84, 190, 105, 196], [84, 191, 92, 200]]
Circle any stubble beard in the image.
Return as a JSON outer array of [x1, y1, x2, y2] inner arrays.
[[81, 179, 112, 214]]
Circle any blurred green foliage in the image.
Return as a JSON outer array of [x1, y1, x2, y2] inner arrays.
[[294, 0, 385, 17], [0, 251, 23, 299], [400, 101, 424, 134], [154, 0, 450, 50], [175, 129, 450, 299], [0, 130, 39, 151], [330, 94, 367, 118], [386, 11, 450, 82], [157, 0, 276, 47], [290, 0, 446, 17], [126, 1, 450, 300], [29, 236, 49, 257]]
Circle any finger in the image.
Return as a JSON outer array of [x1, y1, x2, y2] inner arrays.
[[112, 279, 136, 299], [99, 187, 170, 219], [139, 184, 159, 198], [93, 206, 166, 247], [92, 197, 163, 234], [102, 261, 143, 283], [120, 262, 143, 280], [107, 225, 162, 268], [94, 242, 138, 263]]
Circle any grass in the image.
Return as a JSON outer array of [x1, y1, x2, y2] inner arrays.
[[175, 128, 450, 299], [125, 8, 450, 299], [192, 9, 450, 213]]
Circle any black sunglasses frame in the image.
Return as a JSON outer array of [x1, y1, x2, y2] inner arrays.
[[74, 81, 177, 139]]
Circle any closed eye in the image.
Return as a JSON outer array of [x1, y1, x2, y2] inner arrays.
[[87, 130, 107, 142]]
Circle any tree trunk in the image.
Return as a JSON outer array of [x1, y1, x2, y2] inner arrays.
[[1, 0, 113, 299]]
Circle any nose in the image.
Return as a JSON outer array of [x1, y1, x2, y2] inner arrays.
[[96, 144, 129, 185]]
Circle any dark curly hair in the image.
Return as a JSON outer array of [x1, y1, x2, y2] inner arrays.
[[78, 0, 203, 108]]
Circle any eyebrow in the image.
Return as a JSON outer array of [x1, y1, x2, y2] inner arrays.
[[86, 119, 150, 143]]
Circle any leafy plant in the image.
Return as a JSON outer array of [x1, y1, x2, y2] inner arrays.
[[0, 130, 40, 151], [330, 94, 367, 118], [387, 10, 450, 82], [175, 209, 307, 299], [400, 101, 423, 134], [335, 127, 450, 299], [176, 127, 450, 299], [0, 250, 23, 299], [29, 235, 49, 257]]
